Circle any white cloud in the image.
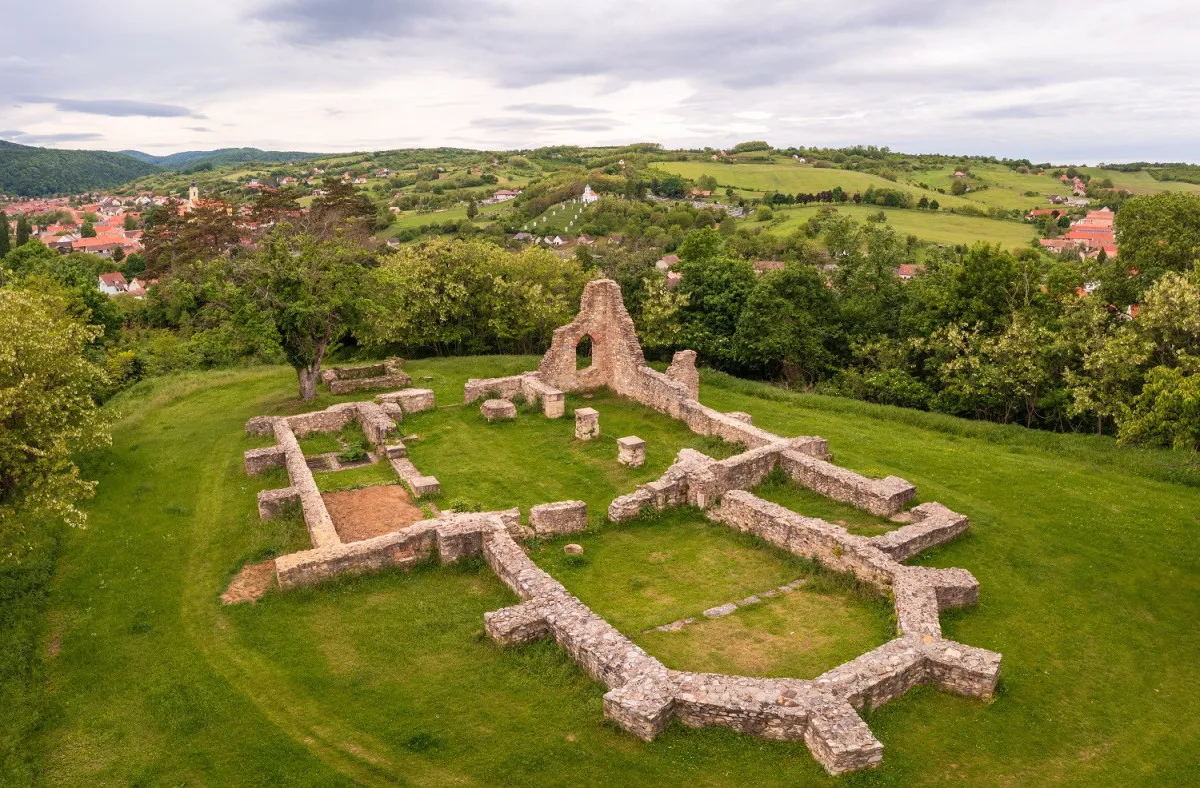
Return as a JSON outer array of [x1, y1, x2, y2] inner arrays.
[[0, 0, 1197, 162]]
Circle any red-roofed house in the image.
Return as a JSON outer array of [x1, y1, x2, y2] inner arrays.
[[98, 272, 128, 295], [895, 263, 925, 280]]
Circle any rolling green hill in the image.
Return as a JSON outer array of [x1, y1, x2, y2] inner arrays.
[[0, 141, 161, 197], [121, 147, 328, 170]]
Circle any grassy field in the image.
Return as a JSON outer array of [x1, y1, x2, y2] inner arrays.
[[766, 204, 1038, 248], [1078, 168, 1200, 196], [18, 357, 1200, 785], [906, 165, 1072, 211], [653, 160, 976, 210]]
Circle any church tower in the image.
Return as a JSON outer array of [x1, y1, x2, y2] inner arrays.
[[188, 179, 198, 206]]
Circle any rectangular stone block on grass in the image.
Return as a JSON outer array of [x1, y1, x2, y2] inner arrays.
[[530, 500, 588, 535], [575, 407, 599, 440], [618, 435, 646, 468], [481, 398, 517, 422], [406, 475, 440, 498]]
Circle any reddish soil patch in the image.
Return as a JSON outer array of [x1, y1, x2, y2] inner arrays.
[[323, 484, 425, 542], [221, 560, 278, 605]]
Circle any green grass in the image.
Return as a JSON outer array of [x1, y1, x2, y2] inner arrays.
[[653, 160, 976, 210], [313, 461, 399, 493], [1078, 168, 1200, 196], [21, 357, 1200, 785], [397, 389, 741, 517], [767, 204, 1038, 248], [297, 421, 368, 457]]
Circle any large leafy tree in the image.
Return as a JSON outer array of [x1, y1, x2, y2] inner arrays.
[[1114, 192, 1200, 300], [674, 228, 757, 368], [0, 210, 10, 257], [735, 260, 840, 383], [141, 200, 240, 276], [365, 239, 585, 356], [0, 287, 109, 533], [226, 226, 374, 401]]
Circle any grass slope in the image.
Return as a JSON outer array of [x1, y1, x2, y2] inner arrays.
[[22, 358, 1200, 785], [768, 204, 1038, 248], [653, 160, 976, 210]]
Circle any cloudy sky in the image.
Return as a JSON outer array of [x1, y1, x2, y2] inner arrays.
[[1, 0, 1196, 162]]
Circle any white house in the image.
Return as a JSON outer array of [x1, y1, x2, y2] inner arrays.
[[581, 184, 599, 205], [98, 272, 128, 295]]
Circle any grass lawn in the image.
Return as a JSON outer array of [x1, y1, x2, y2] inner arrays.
[[20, 357, 1200, 785], [764, 204, 1038, 249]]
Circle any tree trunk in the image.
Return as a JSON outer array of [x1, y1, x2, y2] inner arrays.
[[297, 367, 319, 402]]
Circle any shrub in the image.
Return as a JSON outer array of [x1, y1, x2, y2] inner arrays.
[[337, 441, 368, 463]]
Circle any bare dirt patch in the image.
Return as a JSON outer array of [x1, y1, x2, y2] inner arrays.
[[323, 484, 425, 542], [221, 560, 278, 605]]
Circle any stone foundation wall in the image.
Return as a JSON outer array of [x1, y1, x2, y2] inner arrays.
[[709, 490, 897, 593], [275, 511, 515, 590], [464, 372, 566, 419], [323, 359, 411, 394], [244, 445, 287, 475], [779, 449, 916, 516], [273, 419, 341, 549], [870, 502, 969, 561]]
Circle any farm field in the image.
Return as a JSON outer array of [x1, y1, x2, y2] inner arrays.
[[1078, 167, 1200, 196], [652, 160, 976, 210], [906, 165, 1073, 211], [764, 204, 1038, 248], [20, 358, 1200, 785]]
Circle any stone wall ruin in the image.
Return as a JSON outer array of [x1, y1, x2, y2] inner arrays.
[[234, 278, 1000, 776]]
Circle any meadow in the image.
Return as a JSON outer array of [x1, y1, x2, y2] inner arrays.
[[18, 357, 1200, 785], [652, 160, 976, 210], [766, 204, 1038, 248]]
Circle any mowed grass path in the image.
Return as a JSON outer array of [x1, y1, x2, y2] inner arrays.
[[28, 358, 1200, 785]]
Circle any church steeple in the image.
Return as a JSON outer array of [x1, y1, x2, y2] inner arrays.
[[188, 179, 198, 205]]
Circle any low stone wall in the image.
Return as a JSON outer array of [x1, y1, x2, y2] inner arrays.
[[244, 445, 287, 475], [481, 525, 998, 776], [779, 449, 916, 516], [377, 388, 435, 416], [275, 510, 515, 590], [870, 502, 969, 562], [709, 490, 897, 593], [257, 486, 299, 519], [464, 372, 565, 419], [323, 359, 411, 394], [273, 419, 341, 549]]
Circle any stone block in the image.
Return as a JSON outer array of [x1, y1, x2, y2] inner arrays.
[[703, 602, 738, 618], [257, 487, 299, 519], [245, 415, 277, 436], [378, 388, 435, 414], [481, 398, 517, 422], [564, 543, 584, 555], [726, 411, 753, 424], [384, 442, 407, 459], [617, 435, 646, 467], [406, 475, 440, 498], [575, 407, 599, 440], [244, 445, 287, 476], [530, 500, 588, 535]]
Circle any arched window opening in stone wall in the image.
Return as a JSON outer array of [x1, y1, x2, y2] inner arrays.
[[576, 334, 594, 371]]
